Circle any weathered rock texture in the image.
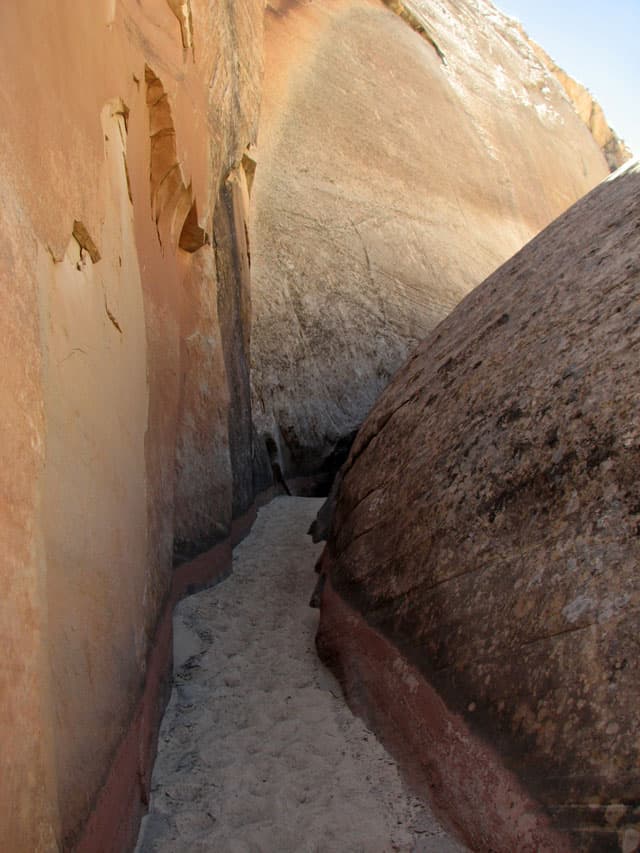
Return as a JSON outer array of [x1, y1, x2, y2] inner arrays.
[[250, 0, 609, 482], [524, 36, 633, 171], [317, 161, 640, 851], [0, 0, 629, 850], [0, 2, 262, 850]]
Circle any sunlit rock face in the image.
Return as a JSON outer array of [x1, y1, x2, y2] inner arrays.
[[249, 0, 609, 483], [0, 0, 627, 849], [318, 161, 640, 852], [524, 36, 633, 171], [0, 2, 262, 849]]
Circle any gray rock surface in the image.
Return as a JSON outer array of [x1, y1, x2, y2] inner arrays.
[[321, 161, 640, 850]]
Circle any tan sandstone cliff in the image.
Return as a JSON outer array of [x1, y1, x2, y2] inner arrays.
[[390, 1, 633, 171], [317, 160, 640, 851], [249, 0, 609, 484], [0, 1, 624, 851], [524, 35, 633, 171], [0, 3, 262, 850]]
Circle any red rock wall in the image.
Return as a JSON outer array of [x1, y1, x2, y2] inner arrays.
[[0, 1, 627, 850], [0, 2, 263, 849]]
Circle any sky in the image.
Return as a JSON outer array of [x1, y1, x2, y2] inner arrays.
[[498, 0, 640, 157]]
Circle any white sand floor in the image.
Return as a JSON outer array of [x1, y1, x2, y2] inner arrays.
[[135, 496, 463, 853]]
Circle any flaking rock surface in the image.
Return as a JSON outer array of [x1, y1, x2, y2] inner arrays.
[[0, 2, 262, 848], [323, 161, 640, 851]]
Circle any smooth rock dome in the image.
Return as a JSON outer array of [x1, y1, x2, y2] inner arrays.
[[318, 161, 640, 851], [250, 0, 609, 480]]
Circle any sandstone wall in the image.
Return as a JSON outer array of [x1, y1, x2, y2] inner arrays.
[[0, 2, 263, 849], [249, 0, 609, 482], [318, 161, 640, 851], [0, 0, 627, 849], [524, 36, 633, 171]]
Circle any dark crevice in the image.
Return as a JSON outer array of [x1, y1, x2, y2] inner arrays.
[[104, 299, 123, 334]]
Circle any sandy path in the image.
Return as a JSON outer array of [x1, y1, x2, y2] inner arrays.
[[136, 497, 462, 853]]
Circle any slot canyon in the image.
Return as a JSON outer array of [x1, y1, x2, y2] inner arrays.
[[0, 1, 636, 851]]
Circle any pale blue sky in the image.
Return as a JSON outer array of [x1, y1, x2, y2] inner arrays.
[[498, 0, 639, 157]]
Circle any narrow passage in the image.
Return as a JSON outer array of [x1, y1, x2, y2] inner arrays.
[[136, 497, 462, 852]]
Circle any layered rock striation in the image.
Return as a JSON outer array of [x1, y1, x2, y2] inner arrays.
[[317, 161, 640, 851], [250, 0, 609, 483]]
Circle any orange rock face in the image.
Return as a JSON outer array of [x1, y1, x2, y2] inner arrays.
[[318, 161, 640, 851], [0, 0, 628, 850], [249, 0, 609, 481], [0, 2, 262, 849]]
